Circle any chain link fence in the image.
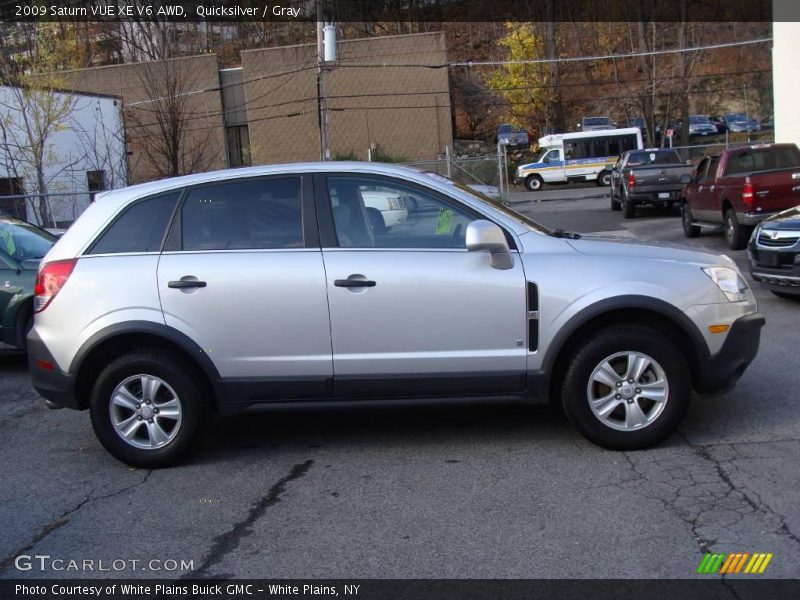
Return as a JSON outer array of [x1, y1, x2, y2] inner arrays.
[[402, 152, 509, 200], [0, 193, 94, 229]]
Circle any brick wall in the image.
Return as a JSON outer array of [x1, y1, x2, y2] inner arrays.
[[61, 55, 227, 184], [241, 31, 452, 164]]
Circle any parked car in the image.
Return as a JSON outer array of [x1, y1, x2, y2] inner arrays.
[[29, 162, 764, 467], [723, 113, 761, 133], [496, 123, 530, 149], [0, 215, 57, 350], [680, 143, 800, 249], [578, 116, 615, 131], [687, 115, 719, 137], [747, 205, 800, 297], [610, 149, 693, 218]]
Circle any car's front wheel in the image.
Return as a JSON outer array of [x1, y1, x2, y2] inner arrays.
[[89, 350, 208, 468], [681, 201, 701, 237], [561, 325, 690, 450], [525, 174, 543, 191]]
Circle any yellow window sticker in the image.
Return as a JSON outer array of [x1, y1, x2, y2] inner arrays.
[[435, 208, 453, 235]]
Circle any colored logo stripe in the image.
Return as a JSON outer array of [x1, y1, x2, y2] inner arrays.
[[697, 552, 773, 574]]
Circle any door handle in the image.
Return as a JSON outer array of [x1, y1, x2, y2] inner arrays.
[[168, 280, 207, 289], [334, 279, 376, 288]]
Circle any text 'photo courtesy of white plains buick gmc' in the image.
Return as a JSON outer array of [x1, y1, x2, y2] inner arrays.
[[28, 163, 764, 467]]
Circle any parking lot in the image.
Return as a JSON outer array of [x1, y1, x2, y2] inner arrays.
[[1, 189, 798, 580]]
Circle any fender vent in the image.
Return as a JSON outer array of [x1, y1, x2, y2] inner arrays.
[[527, 282, 539, 351]]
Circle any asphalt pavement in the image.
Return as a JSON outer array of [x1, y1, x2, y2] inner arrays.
[[1, 192, 798, 580]]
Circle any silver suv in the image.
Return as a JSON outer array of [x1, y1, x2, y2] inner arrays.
[[28, 163, 765, 467]]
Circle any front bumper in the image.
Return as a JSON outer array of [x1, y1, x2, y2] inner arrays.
[[748, 243, 800, 294], [27, 328, 79, 409], [694, 313, 765, 394]]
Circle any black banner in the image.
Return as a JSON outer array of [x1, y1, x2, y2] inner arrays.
[[2, 579, 800, 600], [0, 0, 779, 23]]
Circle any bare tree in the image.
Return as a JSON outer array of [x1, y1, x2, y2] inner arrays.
[[126, 59, 214, 179]]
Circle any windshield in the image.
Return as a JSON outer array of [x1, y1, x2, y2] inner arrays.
[[726, 113, 747, 122], [421, 172, 550, 235], [0, 217, 57, 260], [584, 117, 612, 126], [626, 150, 681, 166], [690, 116, 711, 124]]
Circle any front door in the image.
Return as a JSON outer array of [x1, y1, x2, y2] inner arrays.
[[317, 174, 528, 398], [157, 175, 333, 401]]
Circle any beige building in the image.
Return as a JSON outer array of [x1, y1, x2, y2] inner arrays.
[[60, 31, 452, 184], [242, 31, 452, 164]]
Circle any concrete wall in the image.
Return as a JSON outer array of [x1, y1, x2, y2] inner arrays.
[[241, 31, 452, 164], [61, 55, 227, 184], [772, 13, 800, 145]]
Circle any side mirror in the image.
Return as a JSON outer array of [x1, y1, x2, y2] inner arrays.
[[680, 173, 692, 184], [466, 220, 513, 270]]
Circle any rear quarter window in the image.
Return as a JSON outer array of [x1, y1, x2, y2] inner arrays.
[[86, 191, 181, 255]]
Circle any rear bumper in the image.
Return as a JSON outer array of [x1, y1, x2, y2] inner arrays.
[[27, 328, 79, 410], [694, 313, 765, 394], [741, 211, 777, 226], [628, 189, 683, 204]]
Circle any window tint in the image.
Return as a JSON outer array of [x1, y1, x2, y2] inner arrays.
[[626, 150, 681, 166], [327, 177, 476, 249], [704, 157, 720, 180], [724, 147, 800, 175], [181, 178, 302, 251], [88, 191, 180, 255]]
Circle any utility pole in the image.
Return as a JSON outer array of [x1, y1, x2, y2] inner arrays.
[[316, 0, 334, 161]]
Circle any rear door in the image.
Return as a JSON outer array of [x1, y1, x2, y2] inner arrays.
[[316, 173, 528, 398], [157, 174, 333, 402]]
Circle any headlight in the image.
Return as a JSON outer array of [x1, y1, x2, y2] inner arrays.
[[750, 225, 761, 242], [702, 266, 751, 302]]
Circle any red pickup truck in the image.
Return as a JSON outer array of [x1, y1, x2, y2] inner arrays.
[[680, 144, 800, 249]]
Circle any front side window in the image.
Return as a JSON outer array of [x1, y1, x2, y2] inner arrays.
[[327, 177, 476, 249], [181, 178, 302, 251], [87, 191, 180, 255]]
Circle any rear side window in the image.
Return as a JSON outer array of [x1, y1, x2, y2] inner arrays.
[[725, 147, 800, 175], [87, 191, 180, 255], [181, 177, 302, 251]]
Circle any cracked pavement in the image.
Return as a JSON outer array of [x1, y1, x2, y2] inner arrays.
[[0, 195, 798, 579]]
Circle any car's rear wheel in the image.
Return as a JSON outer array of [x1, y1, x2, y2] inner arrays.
[[724, 208, 750, 250], [610, 194, 621, 211], [561, 325, 690, 450], [622, 195, 636, 219], [525, 174, 543, 191], [597, 171, 612, 187], [89, 350, 208, 468], [681, 201, 701, 238]]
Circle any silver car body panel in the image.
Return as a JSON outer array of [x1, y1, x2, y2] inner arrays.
[[34, 161, 758, 400]]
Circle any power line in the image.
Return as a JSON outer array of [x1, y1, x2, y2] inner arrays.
[[450, 37, 773, 67]]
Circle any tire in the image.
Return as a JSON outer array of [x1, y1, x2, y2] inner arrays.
[[622, 194, 636, 219], [724, 208, 750, 250], [15, 309, 33, 351], [610, 195, 621, 211], [597, 171, 612, 187], [561, 325, 691, 450], [366, 207, 387, 234], [681, 202, 700, 238], [89, 350, 209, 468], [525, 175, 543, 192], [771, 290, 800, 300]]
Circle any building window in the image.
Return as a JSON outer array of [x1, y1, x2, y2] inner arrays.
[[0, 177, 26, 220], [226, 125, 252, 168], [87, 170, 106, 201]]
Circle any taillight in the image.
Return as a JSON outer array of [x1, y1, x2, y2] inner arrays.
[[742, 178, 754, 209], [34, 259, 76, 313], [628, 173, 636, 188]]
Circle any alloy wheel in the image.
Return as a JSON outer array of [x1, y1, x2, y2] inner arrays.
[[109, 374, 183, 450], [586, 351, 669, 431]]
